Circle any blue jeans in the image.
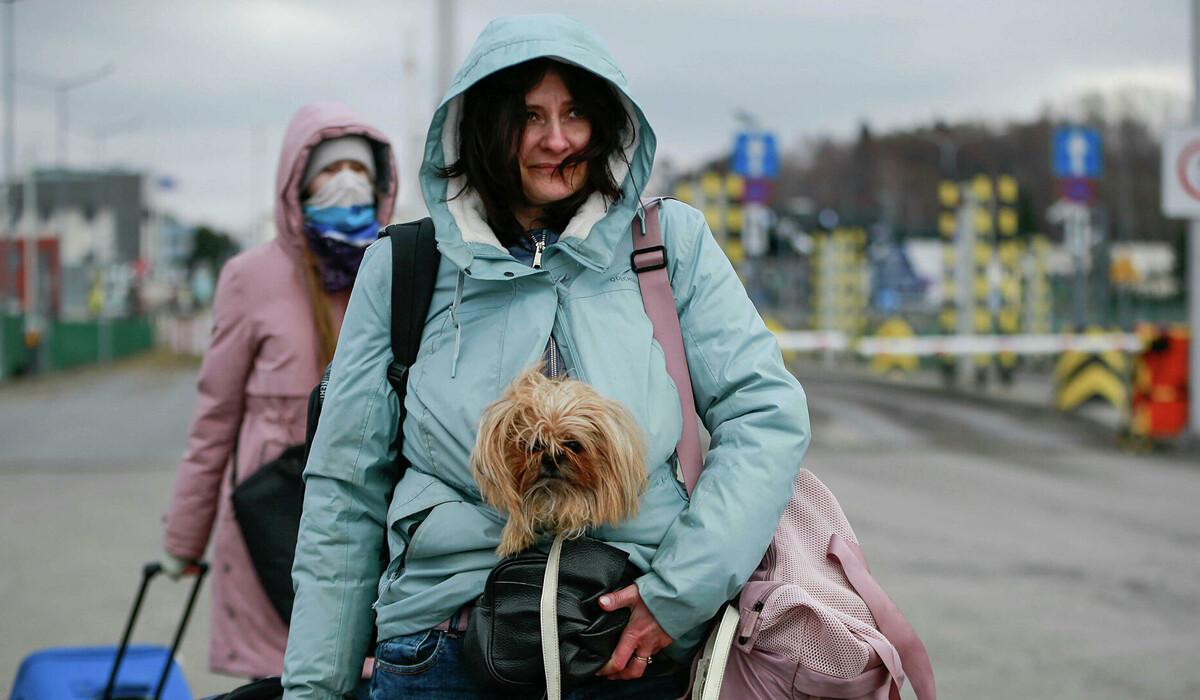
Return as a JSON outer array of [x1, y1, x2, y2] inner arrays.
[[369, 630, 688, 699]]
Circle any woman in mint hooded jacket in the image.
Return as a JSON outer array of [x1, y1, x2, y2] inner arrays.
[[284, 15, 809, 700]]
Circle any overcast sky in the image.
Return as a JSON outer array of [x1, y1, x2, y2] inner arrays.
[[4, 0, 1192, 238]]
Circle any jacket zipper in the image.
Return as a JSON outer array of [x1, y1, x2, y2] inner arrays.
[[531, 231, 560, 377], [548, 334, 560, 379], [532, 231, 546, 269], [553, 280, 585, 383]]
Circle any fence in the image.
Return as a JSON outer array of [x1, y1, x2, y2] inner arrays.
[[0, 315, 156, 378]]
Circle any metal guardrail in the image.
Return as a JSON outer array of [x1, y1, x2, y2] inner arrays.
[[775, 331, 1144, 357]]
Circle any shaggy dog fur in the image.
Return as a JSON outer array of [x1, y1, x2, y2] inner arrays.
[[471, 368, 647, 557]]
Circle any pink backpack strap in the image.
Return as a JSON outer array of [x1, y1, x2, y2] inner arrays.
[[631, 198, 704, 495], [634, 201, 936, 700], [829, 534, 938, 700]]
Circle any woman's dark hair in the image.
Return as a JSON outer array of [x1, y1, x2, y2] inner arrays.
[[439, 58, 634, 247]]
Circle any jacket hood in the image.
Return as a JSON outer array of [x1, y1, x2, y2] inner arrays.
[[275, 101, 398, 262], [419, 14, 657, 274]]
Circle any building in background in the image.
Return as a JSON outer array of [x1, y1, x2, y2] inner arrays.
[[0, 168, 198, 318], [0, 168, 197, 376], [2, 169, 143, 319]]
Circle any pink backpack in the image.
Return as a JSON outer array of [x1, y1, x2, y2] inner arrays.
[[632, 200, 936, 700]]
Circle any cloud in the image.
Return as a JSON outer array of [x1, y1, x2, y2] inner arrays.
[[2, 0, 1190, 234]]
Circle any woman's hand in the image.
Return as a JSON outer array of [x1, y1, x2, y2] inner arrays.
[[596, 583, 674, 681], [159, 549, 194, 581]]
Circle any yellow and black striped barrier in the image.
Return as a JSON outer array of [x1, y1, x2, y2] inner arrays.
[[869, 317, 918, 376], [1054, 328, 1132, 413]]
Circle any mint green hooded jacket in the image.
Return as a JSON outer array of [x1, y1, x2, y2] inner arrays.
[[283, 15, 809, 699]]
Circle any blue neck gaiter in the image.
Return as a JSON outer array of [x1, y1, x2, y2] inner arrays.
[[303, 204, 378, 292]]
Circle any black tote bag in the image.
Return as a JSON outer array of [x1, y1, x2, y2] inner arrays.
[[231, 444, 307, 624]]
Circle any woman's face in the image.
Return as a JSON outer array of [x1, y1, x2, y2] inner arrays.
[[516, 70, 592, 222]]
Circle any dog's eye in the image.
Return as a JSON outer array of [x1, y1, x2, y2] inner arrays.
[[526, 442, 543, 455], [563, 440, 583, 454]]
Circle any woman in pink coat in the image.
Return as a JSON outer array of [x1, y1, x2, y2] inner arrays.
[[161, 102, 397, 679]]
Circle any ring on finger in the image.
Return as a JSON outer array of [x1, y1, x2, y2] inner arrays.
[[632, 655, 653, 664]]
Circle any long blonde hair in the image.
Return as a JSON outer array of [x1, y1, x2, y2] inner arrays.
[[300, 245, 337, 371]]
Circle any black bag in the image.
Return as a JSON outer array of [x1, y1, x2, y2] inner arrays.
[[231, 218, 441, 625], [230, 444, 306, 623], [462, 536, 642, 693], [204, 676, 282, 699]]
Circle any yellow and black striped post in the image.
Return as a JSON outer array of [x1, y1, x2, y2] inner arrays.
[[724, 174, 744, 264], [841, 228, 868, 339], [677, 173, 745, 263], [937, 180, 959, 381], [1025, 234, 1053, 361], [811, 231, 829, 332], [995, 175, 1022, 383], [971, 175, 995, 384], [673, 179, 695, 207], [812, 228, 867, 341]]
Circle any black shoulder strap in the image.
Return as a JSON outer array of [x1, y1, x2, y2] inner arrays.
[[379, 217, 439, 401]]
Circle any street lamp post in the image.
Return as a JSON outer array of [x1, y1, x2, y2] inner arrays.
[[0, 0, 18, 380], [1190, 0, 1200, 438], [18, 63, 114, 167]]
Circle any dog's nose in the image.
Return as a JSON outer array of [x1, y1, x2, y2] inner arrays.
[[540, 454, 560, 478]]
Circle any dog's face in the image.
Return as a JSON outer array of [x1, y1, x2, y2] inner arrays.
[[472, 368, 647, 557]]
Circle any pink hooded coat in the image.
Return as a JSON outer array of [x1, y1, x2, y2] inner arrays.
[[163, 102, 397, 678]]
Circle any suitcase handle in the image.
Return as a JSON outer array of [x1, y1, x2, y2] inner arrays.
[[102, 561, 210, 700]]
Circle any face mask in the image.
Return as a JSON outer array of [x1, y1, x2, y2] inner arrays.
[[304, 168, 374, 208]]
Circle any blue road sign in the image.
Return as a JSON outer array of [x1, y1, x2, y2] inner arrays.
[[732, 132, 779, 179], [1052, 126, 1102, 179]]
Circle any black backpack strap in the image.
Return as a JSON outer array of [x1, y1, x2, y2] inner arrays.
[[378, 217, 440, 419]]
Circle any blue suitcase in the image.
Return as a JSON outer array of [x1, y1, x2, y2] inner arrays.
[[10, 561, 209, 700]]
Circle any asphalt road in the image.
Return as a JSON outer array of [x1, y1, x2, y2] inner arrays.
[[1, 355, 1197, 699]]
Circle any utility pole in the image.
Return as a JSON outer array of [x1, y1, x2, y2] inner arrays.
[[2, 0, 13, 180], [19, 63, 113, 167], [21, 168, 37, 372], [0, 0, 20, 380], [395, 0, 454, 222], [434, 0, 456, 108], [1190, 0, 1200, 437]]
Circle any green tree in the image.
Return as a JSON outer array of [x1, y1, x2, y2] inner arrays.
[[187, 226, 240, 274]]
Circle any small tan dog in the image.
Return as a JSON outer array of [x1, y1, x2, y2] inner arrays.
[[471, 367, 648, 557]]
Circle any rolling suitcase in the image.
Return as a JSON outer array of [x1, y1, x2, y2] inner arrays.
[[10, 561, 209, 700]]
